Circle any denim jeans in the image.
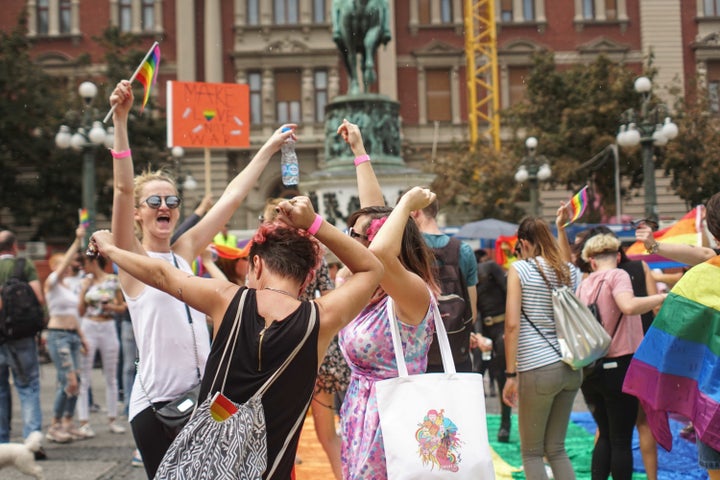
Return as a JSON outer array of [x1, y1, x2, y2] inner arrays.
[[0, 336, 42, 442], [46, 330, 82, 419]]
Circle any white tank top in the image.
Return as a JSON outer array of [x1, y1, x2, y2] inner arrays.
[[45, 271, 82, 318], [125, 251, 210, 421]]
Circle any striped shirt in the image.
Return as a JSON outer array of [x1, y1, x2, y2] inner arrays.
[[513, 257, 581, 372]]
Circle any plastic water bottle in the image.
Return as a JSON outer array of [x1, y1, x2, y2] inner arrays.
[[280, 127, 299, 187], [482, 338, 493, 361]]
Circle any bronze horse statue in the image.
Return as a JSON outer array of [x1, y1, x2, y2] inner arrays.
[[332, 0, 392, 95]]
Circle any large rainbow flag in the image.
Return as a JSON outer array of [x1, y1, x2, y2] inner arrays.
[[626, 206, 705, 266], [623, 254, 720, 453]]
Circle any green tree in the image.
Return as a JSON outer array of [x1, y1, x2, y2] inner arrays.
[[427, 141, 526, 222], [662, 86, 720, 207], [0, 14, 71, 237], [504, 51, 643, 221]]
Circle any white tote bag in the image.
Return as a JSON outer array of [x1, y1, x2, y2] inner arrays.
[[375, 298, 496, 479]]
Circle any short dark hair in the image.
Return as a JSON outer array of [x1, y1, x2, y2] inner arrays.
[[0, 230, 16, 252], [706, 192, 720, 240]]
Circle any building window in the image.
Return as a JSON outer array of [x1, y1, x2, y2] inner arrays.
[[142, 0, 154, 29], [248, 72, 262, 124], [508, 66, 530, 106], [248, 0, 259, 25], [705, 0, 720, 15], [419, 0, 431, 24], [710, 81, 720, 113], [500, 0, 513, 21], [276, 71, 302, 124], [523, 0, 535, 20], [59, 0, 71, 33], [314, 70, 328, 123], [274, 0, 299, 24], [37, 0, 49, 35], [426, 69, 452, 122], [605, 0, 617, 19], [119, 0, 132, 32], [313, 0, 326, 23], [441, 0, 453, 23], [582, 0, 595, 19]]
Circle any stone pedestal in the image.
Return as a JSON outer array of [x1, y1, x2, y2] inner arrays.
[[302, 93, 434, 230]]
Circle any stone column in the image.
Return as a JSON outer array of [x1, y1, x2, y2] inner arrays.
[[176, 0, 196, 80], [204, 0, 223, 82], [377, 0, 398, 100]]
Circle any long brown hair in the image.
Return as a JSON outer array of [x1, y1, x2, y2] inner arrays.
[[347, 206, 440, 295], [517, 216, 571, 286]]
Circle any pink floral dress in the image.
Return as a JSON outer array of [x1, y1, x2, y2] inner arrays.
[[338, 294, 436, 479]]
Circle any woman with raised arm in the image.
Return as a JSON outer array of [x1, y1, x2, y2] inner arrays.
[[89, 194, 383, 479], [336, 119, 440, 479], [108, 79, 296, 478], [44, 225, 89, 443], [503, 216, 583, 480]]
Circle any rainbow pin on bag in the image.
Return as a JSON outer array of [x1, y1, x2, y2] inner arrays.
[[375, 297, 495, 479]]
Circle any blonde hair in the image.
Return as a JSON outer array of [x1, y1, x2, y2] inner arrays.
[[581, 234, 621, 262], [48, 252, 65, 270], [261, 198, 283, 223], [133, 169, 178, 238]]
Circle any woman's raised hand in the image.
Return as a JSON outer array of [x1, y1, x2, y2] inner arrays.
[[274, 196, 317, 231], [264, 124, 297, 153], [398, 186, 436, 212], [336, 119, 366, 155], [109, 80, 134, 118], [89, 230, 115, 257]]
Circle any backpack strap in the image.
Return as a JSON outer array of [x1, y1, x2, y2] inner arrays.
[[11, 258, 27, 281]]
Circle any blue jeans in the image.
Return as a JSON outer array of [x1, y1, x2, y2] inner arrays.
[[0, 336, 42, 442], [46, 330, 82, 419]]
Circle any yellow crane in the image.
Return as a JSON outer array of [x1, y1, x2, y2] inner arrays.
[[464, 0, 500, 151]]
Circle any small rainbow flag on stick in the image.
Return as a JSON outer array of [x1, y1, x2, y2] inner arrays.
[[563, 185, 589, 227], [78, 208, 90, 229], [102, 42, 161, 123], [210, 392, 238, 422]]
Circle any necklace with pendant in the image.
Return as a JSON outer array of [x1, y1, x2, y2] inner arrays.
[[263, 287, 298, 299]]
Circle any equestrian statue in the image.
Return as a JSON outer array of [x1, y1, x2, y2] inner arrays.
[[332, 0, 392, 95]]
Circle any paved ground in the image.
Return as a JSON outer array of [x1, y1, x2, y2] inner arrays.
[[5, 361, 589, 479], [6, 362, 145, 480]]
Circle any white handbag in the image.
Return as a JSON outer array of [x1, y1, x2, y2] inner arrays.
[[375, 297, 496, 479]]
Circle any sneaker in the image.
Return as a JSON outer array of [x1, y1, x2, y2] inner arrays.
[[109, 421, 126, 434], [89, 403, 102, 413], [497, 426, 510, 443], [65, 425, 91, 441], [46, 424, 73, 444], [131, 449, 143, 468], [34, 447, 48, 461], [78, 424, 96, 438]]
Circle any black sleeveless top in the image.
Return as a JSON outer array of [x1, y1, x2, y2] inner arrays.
[[619, 260, 654, 333], [198, 287, 319, 479]]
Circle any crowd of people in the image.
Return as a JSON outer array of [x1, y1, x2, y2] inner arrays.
[[1, 78, 719, 480]]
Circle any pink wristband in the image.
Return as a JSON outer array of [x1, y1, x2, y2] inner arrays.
[[110, 149, 131, 159], [307, 214, 323, 235], [354, 154, 370, 166]]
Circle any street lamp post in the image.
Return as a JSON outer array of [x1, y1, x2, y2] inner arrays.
[[616, 76, 679, 223], [514, 136, 552, 217], [55, 82, 113, 236], [171, 146, 198, 222]]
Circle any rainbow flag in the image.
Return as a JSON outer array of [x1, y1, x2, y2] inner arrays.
[[626, 206, 705, 257], [136, 43, 161, 111], [563, 186, 589, 227], [623, 255, 720, 453], [210, 392, 238, 422], [79, 208, 90, 229]]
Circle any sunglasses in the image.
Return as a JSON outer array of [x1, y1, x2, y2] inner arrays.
[[141, 195, 181, 209], [630, 218, 659, 232], [349, 228, 369, 241]]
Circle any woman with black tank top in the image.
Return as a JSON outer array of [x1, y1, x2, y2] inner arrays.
[[88, 195, 388, 480]]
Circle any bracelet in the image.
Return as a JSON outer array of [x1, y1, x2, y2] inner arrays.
[[307, 214, 323, 235], [353, 154, 370, 166], [504, 371, 517, 378], [646, 241, 659, 254], [110, 149, 131, 159]]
